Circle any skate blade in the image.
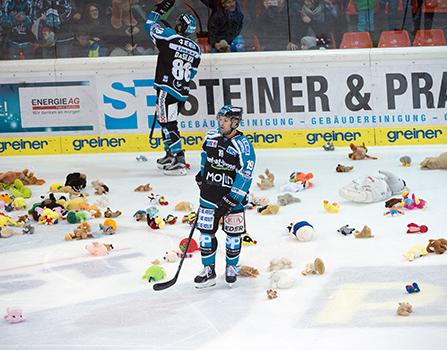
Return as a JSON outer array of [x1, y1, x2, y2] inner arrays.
[[164, 168, 187, 176], [195, 280, 216, 289]]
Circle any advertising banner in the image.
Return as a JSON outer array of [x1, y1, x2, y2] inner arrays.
[[1, 48, 446, 156]]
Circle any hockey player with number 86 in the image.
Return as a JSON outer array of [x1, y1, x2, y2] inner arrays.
[[144, 0, 202, 176]]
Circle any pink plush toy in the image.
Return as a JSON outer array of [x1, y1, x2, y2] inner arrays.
[[4, 307, 25, 323], [401, 192, 426, 210], [85, 242, 113, 256]]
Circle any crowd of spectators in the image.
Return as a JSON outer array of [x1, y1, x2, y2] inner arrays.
[[0, 0, 445, 60]]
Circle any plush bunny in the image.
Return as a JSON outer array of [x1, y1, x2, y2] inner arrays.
[[257, 169, 275, 190], [348, 143, 377, 160]]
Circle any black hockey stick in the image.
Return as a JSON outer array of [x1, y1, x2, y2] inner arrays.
[[149, 113, 157, 140], [285, 0, 291, 44], [153, 215, 198, 291]]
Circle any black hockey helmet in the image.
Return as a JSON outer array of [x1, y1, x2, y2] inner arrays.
[[176, 13, 197, 36]]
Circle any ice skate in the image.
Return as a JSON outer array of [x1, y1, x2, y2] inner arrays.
[[225, 265, 238, 287], [156, 151, 174, 170], [194, 265, 217, 289], [164, 153, 187, 176]]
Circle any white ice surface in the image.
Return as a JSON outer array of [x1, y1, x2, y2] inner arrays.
[[1, 145, 447, 350]]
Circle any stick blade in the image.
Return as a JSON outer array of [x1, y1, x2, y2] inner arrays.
[[153, 278, 177, 291]]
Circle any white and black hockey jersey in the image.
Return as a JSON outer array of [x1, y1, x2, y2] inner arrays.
[[144, 11, 201, 102]]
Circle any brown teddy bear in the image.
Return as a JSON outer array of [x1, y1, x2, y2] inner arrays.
[[0, 169, 45, 186], [239, 265, 259, 277], [111, 0, 136, 29], [426, 238, 447, 254], [257, 169, 275, 190], [336, 164, 354, 172], [420, 152, 447, 170], [348, 143, 377, 160], [397, 302, 412, 316], [354, 225, 374, 238]]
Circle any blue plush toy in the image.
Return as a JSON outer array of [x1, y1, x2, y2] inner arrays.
[[406, 282, 420, 293], [287, 221, 314, 241]]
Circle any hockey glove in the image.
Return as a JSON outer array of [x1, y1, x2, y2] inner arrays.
[[195, 171, 203, 190], [215, 195, 238, 218], [154, 0, 175, 16]]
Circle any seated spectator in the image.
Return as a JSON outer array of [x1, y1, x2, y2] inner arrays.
[[354, 0, 375, 32], [33, 0, 76, 58], [254, 0, 301, 51], [1, 0, 35, 60], [300, 0, 337, 38], [71, 29, 105, 57], [200, 0, 244, 52]]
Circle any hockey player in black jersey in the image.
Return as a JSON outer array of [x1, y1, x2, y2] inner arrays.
[[144, 0, 202, 175], [194, 105, 256, 288]]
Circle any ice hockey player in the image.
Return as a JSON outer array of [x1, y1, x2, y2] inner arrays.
[[144, 0, 202, 175], [194, 105, 256, 288]]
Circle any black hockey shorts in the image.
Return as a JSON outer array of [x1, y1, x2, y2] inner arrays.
[[196, 206, 246, 237]]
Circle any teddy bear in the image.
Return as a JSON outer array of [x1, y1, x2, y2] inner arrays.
[[336, 164, 354, 173], [277, 193, 300, 206], [91, 180, 109, 195], [403, 244, 428, 261], [65, 172, 87, 192], [104, 208, 122, 218], [258, 204, 279, 215], [396, 302, 413, 316], [64, 222, 93, 240], [134, 184, 152, 192], [301, 258, 325, 276], [175, 201, 193, 211], [426, 239, 447, 254], [266, 289, 278, 299], [420, 152, 447, 169], [257, 169, 275, 190], [0, 226, 15, 238], [111, 0, 137, 29], [239, 265, 259, 277], [354, 225, 374, 238], [270, 270, 295, 289], [268, 257, 293, 272], [0, 169, 45, 186], [348, 142, 377, 160], [163, 250, 179, 263], [85, 242, 113, 256]]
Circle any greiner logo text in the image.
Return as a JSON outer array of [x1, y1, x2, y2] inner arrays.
[[306, 131, 361, 145], [387, 128, 443, 143], [72, 137, 126, 151], [0, 139, 49, 153]]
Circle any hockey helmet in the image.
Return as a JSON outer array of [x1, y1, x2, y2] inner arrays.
[[176, 13, 197, 36], [217, 105, 243, 128]]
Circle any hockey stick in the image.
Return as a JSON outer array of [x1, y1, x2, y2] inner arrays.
[[153, 215, 198, 291], [149, 113, 158, 140], [401, 0, 411, 30]]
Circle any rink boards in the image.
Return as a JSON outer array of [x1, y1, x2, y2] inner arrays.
[[1, 126, 446, 156], [1, 47, 446, 156]]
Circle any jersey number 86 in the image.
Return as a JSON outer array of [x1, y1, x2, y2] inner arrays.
[[172, 59, 192, 82]]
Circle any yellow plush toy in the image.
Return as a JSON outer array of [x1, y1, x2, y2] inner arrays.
[[403, 245, 428, 261], [0, 213, 18, 227], [12, 197, 26, 209], [323, 200, 340, 213], [38, 208, 60, 225]]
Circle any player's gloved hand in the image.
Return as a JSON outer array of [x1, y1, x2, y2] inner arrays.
[[154, 0, 175, 16], [195, 171, 203, 190], [215, 195, 238, 217]]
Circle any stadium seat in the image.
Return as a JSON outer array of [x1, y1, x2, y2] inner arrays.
[[413, 29, 447, 46], [423, 0, 447, 13], [340, 32, 373, 48], [378, 30, 411, 47]]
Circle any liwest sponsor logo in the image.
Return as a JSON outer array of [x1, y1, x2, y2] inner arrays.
[[0, 139, 49, 153], [386, 128, 443, 143], [72, 137, 126, 151], [306, 130, 361, 145]]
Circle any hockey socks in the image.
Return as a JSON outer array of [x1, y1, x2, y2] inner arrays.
[[199, 233, 217, 266], [225, 235, 241, 266]]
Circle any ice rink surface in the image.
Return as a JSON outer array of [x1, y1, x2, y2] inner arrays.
[[1, 145, 447, 350]]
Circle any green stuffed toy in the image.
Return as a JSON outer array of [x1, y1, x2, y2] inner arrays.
[[66, 211, 88, 224], [8, 179, 32, 199], [142, 264, 166, 282]]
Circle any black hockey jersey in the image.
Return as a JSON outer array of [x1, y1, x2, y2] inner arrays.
[[144, 11, 201, 101]]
